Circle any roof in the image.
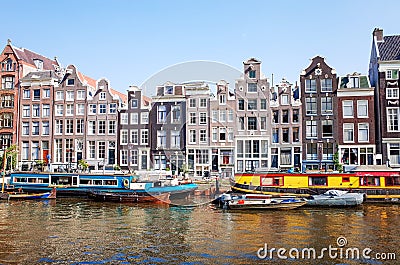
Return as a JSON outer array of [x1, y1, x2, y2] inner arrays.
[[339, 74, 370, 88], [77, 71, 97, 88], [11, 46, 58, 70], [111, 88, 127, 104], [20, 70, 56, 80], [377, 35, 400, 61]]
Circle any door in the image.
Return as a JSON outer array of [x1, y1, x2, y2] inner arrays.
[[109, 149, 115, 165]]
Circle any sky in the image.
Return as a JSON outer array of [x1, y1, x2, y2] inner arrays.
[[3, 0, 400, 95]]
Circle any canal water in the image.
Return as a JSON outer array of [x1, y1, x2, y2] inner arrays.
[[0, 199, 399, 265]]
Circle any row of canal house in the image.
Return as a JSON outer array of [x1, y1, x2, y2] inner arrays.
[[1, 28, 400, 174]]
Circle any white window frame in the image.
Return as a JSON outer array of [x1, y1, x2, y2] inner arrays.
[[357, 100, 368, 118]]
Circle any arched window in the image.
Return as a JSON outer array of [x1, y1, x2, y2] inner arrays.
[[6, 59, 13, 71]]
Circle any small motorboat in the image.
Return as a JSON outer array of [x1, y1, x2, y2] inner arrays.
[[306, 190, 365, 207], [218, 193, 307, 210], [2, 187, 57, 200]]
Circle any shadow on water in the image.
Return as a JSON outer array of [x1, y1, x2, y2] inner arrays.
[[0, 200, 399, 264]]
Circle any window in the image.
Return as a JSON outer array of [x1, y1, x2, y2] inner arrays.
[[87, 141, 95, 159], [200, 129, 207, 143], [77, 90, 85, 100], [343, 123, 354, 142], [109, 103, 117, 114], [23, 105, 30, 117], [282, 128, 289, 143], [23, 89, 30, 99], [306, 98, 317, 115], [189, 98, 196, 108], [293, 127, 299, 142], [282, 110, 289, 123], [42, 104, 50, 117], [272, 128, 279, 143], [306, 120, 317, 138], [305, 79, 316, 93], [2, 76, 14, 89], [260, 116, 267, 130], [130, 150, 138, 165], [238, 99, 244, 110], [228, 110, 234, 122], [387, 87, 399, 99], [228, 128, 233, 142], [220, 110, 226, 122], [88, 121, 96, 135], [171, 105, 181, 123], [249, 70, 256, 78], [66, 119, 73, 134], [196, 150, 209, 164], [272, 110, 279, 123], [212, 110, 218, 123], [1, 94, 13, 108], [219, 128, 226, 141], [309, 176, 327, 186], [388, 108, 400, 132], [321, 78, 333, 92], [141, 112, 149, 124], [55, 120, 63, 134], [357, 100, 368, 118], [200, 98, 207, 107], [22, 122, 29, 135], [99, 104, 107, 114], [77, 119, 84, 134], [212, 128, 217, 142], [343, 101, 353, 117], [98, 120, 106, 134], [321, 97, 333, 114], [43, 89, 50, 98], [89, 104, 97, 114], [248, 117, 257, 130], [389, 144, 400, 166], [76, 104, 84, 115], [108, 120, 115, 134], [5, 59, 13, 71], [386, 69, 399, 80], [219, 95, 226, 105], [120, 113, 128, 124], [189, 112, 196, 125], [131, 130, 138, 144], [306, 143, 318, 160], [120, 130, 128, 144], [281, 94, 289, 105], [322, 120, 333, 138], [99, 92, 106, 100], [280, 148, 291, 165], [120, 150, 128, 165], [66, 104, 74, 116], [33, 89, 40, 100], [199, 112, 207, 125], [358, 123, 369, 142], [67, 79, 74, 86], [248, 83, 257, 92], [141, 129, 148, 145], [171, 130, 180, 148], [55, 91, 63, 100], [239, 117, 245, 130], [237, 141, 244, 158], [165, 86, 173, 95], [66, 91, 74, 101], [293, 109, 299, 123], [130, 113, 139, 124], [157, 105, 167, 123], [248, 99, 257, 110], [189, 130, 196, 144], [260, 99, 267, 110], [131, 99, 138, 108], [157, 130, 167, 148], [42, 121, 49, 135], [55, 105, 63, 116], [349, 77, 359, 88]]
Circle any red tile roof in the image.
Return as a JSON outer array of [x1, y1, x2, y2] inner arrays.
[[12, 46, 58, 70]]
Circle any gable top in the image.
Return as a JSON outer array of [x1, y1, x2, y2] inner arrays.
[[377, 35, 400, 61], [11, 45, 58, 70], [244, 58, 261, 64]]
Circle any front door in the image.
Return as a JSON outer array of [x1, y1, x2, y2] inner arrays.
[[109, 149, 115, 165]]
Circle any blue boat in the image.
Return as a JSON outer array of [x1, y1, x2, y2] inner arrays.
[[9, 172, 198, 199]]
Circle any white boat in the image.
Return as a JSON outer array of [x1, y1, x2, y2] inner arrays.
[[306, 190, 365, 207], [218, 193, 307, 210]]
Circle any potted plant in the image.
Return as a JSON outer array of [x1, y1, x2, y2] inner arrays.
[[78, 159, 89, 172]]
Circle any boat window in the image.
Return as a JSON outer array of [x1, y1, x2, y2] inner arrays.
[[93, 180, 102, 185], [28, 178, 37, 183], [14, 177, 27, 183], [342, 177, 350, 183], [359, 176, 380, 186], [386, 176, 400, 186], [104, 180, 117, 186], [261, 176, 283, 186], [308, 177, 327, 186]]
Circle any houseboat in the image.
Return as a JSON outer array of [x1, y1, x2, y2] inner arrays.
[[9, 172, 198, 199], [232, 166, 400, 202]]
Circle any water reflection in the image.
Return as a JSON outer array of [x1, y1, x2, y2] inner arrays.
[[0, 200, 399, 265]]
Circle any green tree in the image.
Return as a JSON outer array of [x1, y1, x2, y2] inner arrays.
[[1, 144, 18, 171], [333, 151, 343, 173]]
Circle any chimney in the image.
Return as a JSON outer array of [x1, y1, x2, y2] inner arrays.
[[373, 28, 384, 42]]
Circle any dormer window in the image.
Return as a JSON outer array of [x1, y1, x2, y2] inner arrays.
[[165, 85, 173, 95], [386, 69, 399, 80], [249, 70, 256, 78], [33, 59, 43, 70], [67, 79, 75, 86], [349, 77, 359, 88]]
